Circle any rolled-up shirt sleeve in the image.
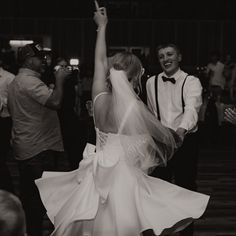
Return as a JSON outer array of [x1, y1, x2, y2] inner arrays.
[[25, 76, 53, 105], [179, 76, 202, 131]]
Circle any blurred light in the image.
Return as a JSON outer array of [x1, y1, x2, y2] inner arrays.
[[43, 47, 52, 51], [70, 58, 79, 66], [9, 40, 34, 47]]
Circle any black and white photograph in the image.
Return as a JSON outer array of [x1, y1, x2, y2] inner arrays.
[[0, 1, 236, 235]]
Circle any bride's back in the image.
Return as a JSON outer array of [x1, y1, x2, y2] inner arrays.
[[93, 93, 118, 134]]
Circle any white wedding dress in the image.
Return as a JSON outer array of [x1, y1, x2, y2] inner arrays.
[[35, 124, 209, 236], [36, 68, 209, 235]]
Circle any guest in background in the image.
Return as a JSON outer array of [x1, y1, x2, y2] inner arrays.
[[223, 53, 236, 102], [0, 52, 15, 193], [55, 57, 83, 170], [206, 50, 225, 103], [81, 68, 93, 116], [8, 43, 70, 236], [0, 190, 26, 236]]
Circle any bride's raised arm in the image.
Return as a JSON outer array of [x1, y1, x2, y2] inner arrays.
[[92, 2, 109, 100]]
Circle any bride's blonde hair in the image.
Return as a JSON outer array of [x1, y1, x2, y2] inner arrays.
[[106, 52, 143, 93], [109, 51, 142, 79]]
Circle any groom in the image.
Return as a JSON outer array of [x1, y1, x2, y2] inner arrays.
[[146, 43, 203, 236]]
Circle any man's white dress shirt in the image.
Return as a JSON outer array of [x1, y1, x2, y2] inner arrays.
[[146, 69, 202, 133]]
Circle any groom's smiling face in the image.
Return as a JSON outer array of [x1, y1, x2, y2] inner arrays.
[[158, 46, 182, 77]]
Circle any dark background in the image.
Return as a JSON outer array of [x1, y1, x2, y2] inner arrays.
[[2, 0, 236, 20], [1, 0, 236, 74]]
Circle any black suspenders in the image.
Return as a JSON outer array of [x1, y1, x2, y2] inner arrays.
[[181, 75, 189, 113], [155, 74, 189, 121], [154, 75, 161, 120]]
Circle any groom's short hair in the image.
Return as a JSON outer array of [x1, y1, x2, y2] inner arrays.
[[156, 43, 181, 55]]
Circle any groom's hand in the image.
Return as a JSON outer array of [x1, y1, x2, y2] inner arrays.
[[176, 127, 187, 142]]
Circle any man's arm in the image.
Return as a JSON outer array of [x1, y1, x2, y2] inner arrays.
[[45, 68, 71, 110], [178, 76, 202, 137]]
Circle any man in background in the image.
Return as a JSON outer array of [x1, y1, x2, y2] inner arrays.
[[0, 52, 15, 193], [8, 43, 70, 236], [0, 190, 27, 236]]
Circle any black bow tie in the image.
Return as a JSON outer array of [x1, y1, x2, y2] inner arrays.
[[162, 76, 176, 84]]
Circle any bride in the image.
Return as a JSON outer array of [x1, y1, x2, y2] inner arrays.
[[35, 4, 209, 236]]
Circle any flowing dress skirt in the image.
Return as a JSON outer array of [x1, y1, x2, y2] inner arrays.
[[35, 143, 209, 236]]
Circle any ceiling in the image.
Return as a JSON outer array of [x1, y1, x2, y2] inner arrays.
[[1, 0, 236, 20]]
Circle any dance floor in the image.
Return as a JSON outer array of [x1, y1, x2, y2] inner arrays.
[[194, 147, 236, 236], [7, 135, 236, 236]]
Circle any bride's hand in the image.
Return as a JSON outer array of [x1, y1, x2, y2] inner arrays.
[[93, 1, 108, 28]]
